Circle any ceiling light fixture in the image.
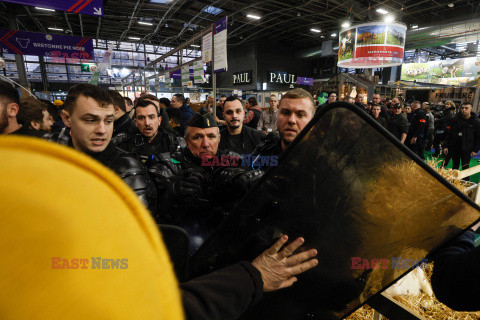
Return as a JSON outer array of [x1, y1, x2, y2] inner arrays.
[[129, 36, 141, 40], [411, 25, 418, 29], [341, 21, 351, 28], [331, 33, 337, 37], [384, 15, 394, 23], [310, 28, 321, 33], [138, 21, 153, 26], [376, 8, 388, 14], [48, 27, 63, 32], [191, 45, 201, 48], [35, 7, 55, 12], [246, 14, 261, 20]]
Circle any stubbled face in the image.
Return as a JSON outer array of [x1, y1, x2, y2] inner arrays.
[[134, 104, 161, 141], [62, 95, 114, 154], [223, 100, 244, 130], [461, 104, 472, 118], [372, 94, 381, 104], [356, 94, 365, 104], [185, 126, 220, 160], [394, 106, 402, 115], [38, 110, 53, 132], [372, 106, 381, 117], [277, 97, 314, 147]]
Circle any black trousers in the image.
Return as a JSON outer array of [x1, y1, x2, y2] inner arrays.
[[406, 140, 426, 161], [451, 151, 471, 171]]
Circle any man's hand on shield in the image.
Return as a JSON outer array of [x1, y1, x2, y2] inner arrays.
[[252, 235, 318, 292]]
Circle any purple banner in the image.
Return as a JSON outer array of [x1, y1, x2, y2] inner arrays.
[[296, 77, 314, 86], [0, 0, 104, 17], [0, 29, 94, 61], [215, 17, 228, 34], [169, 68, 194, 80]]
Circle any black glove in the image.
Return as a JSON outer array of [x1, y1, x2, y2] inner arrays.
[[172, 168, 205, 206], [235, 169, 264, 193]]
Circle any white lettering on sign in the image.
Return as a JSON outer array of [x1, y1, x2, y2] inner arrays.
[[269, 72, 296, 84], [233, 72, 251, 84]]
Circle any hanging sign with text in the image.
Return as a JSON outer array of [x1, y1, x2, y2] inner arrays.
[[214, 17, 228, 73], [0, 0, 104, 17], [0, 29, 94, 60]]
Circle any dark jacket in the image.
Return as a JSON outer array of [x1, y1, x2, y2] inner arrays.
[[374, 116, 387, 128], [47, 136, 158, 217], [88, 141, 158, 216], [181, 261, 263, 320], [219, 125, 266, 155], [406, 108, 428, 141], [151, 148, 263, 234], [252, 132, 283, 158], [10, 125, 47, 138], [444, 112, 480, 153], [113, 112, 137, 138], [114, 128, 183, 167], [180, 104, 194, 129], [431, 230, 480, 311], [387, 113, 409, 141]]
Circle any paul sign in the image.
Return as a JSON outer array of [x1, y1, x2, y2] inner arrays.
[[269, 71, 297, 84], [233, 70, 252, 84]]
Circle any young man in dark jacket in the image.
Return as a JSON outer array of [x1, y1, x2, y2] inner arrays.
[[52, 84, 157, 216], [443, 103, 480, 173], [220, 96, 265, 154], [243, 96, 263, 129]]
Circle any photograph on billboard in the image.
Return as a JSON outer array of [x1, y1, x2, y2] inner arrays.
[[386, 25, 406, 46], [356, 25, 385, 45], [338, 28, 356, 62]]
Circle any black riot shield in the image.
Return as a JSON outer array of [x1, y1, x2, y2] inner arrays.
[[189, 102, 480, 319]]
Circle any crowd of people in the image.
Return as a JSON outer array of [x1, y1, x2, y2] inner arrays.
[[1, 79, 480, 316], [320, 92, 480, 170]]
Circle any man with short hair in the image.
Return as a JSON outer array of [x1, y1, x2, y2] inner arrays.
[[372, 93, 388, 120], [253, 88, 315, 159], [49, 83, 157, 215], [152, 110, 263, 249], [257, 95, 279, 134], [355, 93, 366, 110], [443, 103, 480, 173], [124, 97, 133, 114], [17, 97, 53, 134], [371, 104, 386, 127], [387, 103, 409, 144], [405, 101, 428, 160], [116, 99, 181, 167], [140, 93, 171, 130], [243, 96, 262, 129], [171, 93, 194, 131], [219, 96, 265, 154], [107, 90, 136, 139], [0, 80, 25, 135]]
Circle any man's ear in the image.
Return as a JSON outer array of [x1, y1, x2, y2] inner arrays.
[[60, 109, 72, 128], [114, 105, 120, 113], [30, 121, 40, 130], [6, 103, 19, 117]]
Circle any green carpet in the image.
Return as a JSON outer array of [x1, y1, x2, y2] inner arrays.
[[425, 151, 480, 183]]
